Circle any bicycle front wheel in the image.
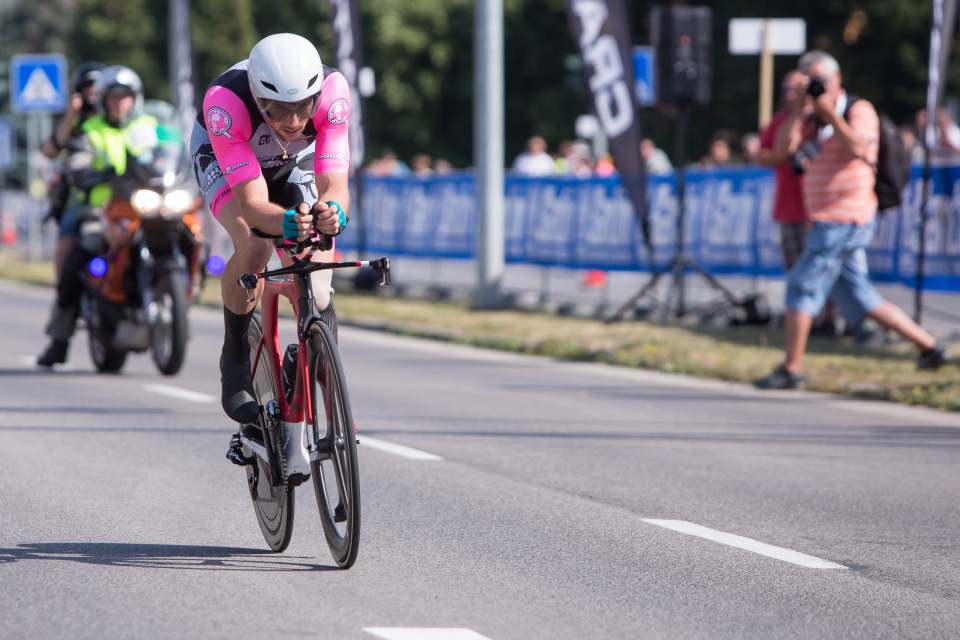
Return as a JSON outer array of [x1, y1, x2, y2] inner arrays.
[[246, 316, 295, 552], [307, 320, 360, 568]]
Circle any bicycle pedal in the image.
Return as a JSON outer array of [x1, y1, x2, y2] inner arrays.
[[227, 434, 255, 467], [334, 502, 347, 523], [226, 448, 255, 467]]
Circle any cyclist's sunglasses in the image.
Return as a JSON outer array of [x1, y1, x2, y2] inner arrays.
[[256, 94, 321, 122]]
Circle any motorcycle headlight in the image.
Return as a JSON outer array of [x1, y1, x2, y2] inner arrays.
[[163, 189, 194, 216], [132, 189, 162, 216]]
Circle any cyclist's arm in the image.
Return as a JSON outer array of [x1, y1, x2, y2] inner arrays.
[[312, 172, 350, 236], [231, 176, 287, 236]]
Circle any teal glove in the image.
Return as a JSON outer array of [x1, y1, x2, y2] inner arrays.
[[282, 209, 299, 242], [326, 200, 347, 230]]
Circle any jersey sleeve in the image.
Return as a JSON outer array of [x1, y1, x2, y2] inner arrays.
[[311, 71, 352, 176], [202, 85, 262, 186]]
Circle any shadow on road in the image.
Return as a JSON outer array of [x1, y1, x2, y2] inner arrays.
[[0, 543, 337, 572]]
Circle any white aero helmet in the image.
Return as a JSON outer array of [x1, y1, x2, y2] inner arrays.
[[248, 33, 324, 122], [95, 65, 144, 126]]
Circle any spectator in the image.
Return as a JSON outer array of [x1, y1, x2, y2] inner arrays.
[[595, 153, 615, 177], [899, 124, 925, 165], [754, 51, 951, 389], [640, 138, 672, 174], [512, 135, 556, 176], [411, 153, 434, 177], [368, 149, 410, 176], [915, 107, 960, 157], [740, 132, 761, 164], [565, 139, 595, 177], [434, 157, 454, 174], [709, 138, 732, 166], [554, 139, 573, 174], [756, 70, 838, 336]]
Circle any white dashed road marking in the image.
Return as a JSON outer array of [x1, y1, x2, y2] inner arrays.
[[143, 384, 216, 403], [642, 519, 848, 569], [359, 436, 444, 461], [363, 629, 493, 640]]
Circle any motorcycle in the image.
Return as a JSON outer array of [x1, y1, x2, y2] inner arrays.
[[80, 101, 207, 376]]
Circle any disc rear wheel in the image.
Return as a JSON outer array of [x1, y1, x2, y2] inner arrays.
[[308, 320, 360, 568], [245, 317, 295, 552]]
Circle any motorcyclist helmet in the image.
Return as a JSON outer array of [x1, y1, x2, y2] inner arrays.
[[94, 65, 144, 127], [71, 61, 105, 94], [247, 33, 324, 123], [71, 61, 106, 116]]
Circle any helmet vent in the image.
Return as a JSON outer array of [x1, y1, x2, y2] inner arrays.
[[261, 81, 278, 94], [307, 74, 319, 89]]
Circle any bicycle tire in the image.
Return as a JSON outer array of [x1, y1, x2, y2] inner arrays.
[[245, 316, 295, 552], [307, 320, 360, 568]]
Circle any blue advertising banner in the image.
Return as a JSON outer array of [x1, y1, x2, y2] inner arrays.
[[338, 165, 960, 292]]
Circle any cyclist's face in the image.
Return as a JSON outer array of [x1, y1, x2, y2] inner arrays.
[[261, 96, 318, 140]]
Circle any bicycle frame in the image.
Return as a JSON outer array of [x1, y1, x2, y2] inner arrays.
[[239, 253, 390, 461]]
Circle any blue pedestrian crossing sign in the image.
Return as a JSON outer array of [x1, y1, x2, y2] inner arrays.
[[632, 46, 656, 107], [10, 54, 68, 113]]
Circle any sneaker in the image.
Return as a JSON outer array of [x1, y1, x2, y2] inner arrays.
[[36, 339, 69, 368], [917, 343, 951, 371], [753, 365, 804, 390]]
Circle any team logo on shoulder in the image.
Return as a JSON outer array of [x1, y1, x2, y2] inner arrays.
[[206, 107, 234, 139], [327, 98, 349, 125]]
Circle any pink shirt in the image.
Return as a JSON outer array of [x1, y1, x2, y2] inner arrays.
[[201, 62, 351, 191], [802, 96, 879, 226]]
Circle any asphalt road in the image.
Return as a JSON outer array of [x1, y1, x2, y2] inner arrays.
[[1, 279, 959, 640]]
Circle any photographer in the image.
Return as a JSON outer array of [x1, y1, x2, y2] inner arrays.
[[755, 51, 951, 389]]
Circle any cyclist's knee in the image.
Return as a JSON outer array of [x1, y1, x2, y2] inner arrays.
[[312, 269, 333, 311]]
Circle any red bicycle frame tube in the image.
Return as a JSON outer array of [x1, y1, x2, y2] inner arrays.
[[250, 278, 314, 426]]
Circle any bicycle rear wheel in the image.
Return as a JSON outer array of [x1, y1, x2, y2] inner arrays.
[[307, 320, 360, 568], [245, 317, 295, 552]]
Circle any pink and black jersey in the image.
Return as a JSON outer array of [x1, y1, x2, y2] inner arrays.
[[191, 60, 350, 217]]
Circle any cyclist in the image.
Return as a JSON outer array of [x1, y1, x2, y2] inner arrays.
[[37, 66, 160, 367], [190, 33, 349, 426]]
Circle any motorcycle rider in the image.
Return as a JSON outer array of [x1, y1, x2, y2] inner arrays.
[[36, 65, 160, 368], [191, 33, 349, 426], [42, 61, 105, 276]]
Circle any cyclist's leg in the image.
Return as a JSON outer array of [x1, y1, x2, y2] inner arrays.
[[276, 145, 337, 335], [192, 125, 272, 423]]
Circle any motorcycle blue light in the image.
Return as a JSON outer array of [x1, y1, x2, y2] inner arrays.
[[88, 257, 108, 277], [206, 255, 225, 275]]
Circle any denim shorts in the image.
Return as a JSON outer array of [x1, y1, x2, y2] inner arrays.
[[785, 219, 883, 324]]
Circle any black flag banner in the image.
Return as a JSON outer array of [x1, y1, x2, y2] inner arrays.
[[329, 0, 366, 169], [563, 0, 649, 244]]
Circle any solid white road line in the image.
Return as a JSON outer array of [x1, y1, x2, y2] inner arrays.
[[359, 436, 444, 461], [143, 384, 216, 403], [642, 519, 848, 570], [363, 629, 493, 640]]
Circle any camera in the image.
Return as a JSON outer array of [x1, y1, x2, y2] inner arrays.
[[790, 140, 821, 175], [807, 75, 828, 98]]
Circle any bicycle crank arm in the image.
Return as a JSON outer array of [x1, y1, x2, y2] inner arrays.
[[238, 435, 270, 467]]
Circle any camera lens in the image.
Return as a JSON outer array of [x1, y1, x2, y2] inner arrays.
[[808, 77, 826, 98]]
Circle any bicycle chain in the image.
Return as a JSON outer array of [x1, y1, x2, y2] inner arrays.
[[266, 402, 289, 505]]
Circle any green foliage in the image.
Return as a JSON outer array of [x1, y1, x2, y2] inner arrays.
[[5, 0, 960, 173]]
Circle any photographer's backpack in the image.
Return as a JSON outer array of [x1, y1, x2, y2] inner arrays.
[[844, 96, 912, 211]]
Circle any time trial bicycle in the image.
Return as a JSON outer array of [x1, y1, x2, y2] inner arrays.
[[229, 229, 389, 569]]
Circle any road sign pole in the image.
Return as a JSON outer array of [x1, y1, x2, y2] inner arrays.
[[27, 113, 42, 261]]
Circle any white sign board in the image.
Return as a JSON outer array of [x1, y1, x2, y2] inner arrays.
[[729, 19, 806, 55]]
